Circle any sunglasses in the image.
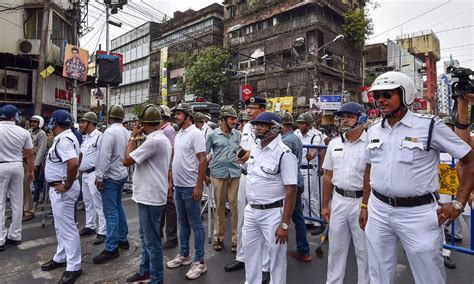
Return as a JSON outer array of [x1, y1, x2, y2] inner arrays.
[[373, 91, 393, 100]]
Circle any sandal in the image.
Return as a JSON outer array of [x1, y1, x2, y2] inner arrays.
[[213, 241, 224, 251], [231, 243, 237, 253]]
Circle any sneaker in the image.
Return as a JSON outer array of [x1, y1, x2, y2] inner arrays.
[[166, 255, 192, 269], [185, 262, 207, 280]]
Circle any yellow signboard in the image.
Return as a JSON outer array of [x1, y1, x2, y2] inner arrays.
[[266, 96, 293, 113], [438, 163, 459, 196]]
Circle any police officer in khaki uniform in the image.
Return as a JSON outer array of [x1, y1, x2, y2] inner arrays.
[[41, 110, 82, 284], [359, 72, 474, 284], [0, 105, 34, 252]]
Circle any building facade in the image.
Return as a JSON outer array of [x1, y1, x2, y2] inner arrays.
[[0, 0, 90, 117], [223, 0, 365, 114], [110, 22, 161, 120], [149, 3, 224, 107]]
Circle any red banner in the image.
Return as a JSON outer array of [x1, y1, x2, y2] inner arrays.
[[413, 98, 427, 110], [242, 85, 253, 102]]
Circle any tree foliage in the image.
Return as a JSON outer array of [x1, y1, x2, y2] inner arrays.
[[185, 46, 230, 102], [342, 9, 374, 48]]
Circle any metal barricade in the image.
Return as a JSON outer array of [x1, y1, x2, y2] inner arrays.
[[441, 157, 473, 255], [301, 144, 327, 225]]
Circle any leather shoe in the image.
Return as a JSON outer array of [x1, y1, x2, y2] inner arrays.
[[22, 212, 35, 222], [163, 239, 178, 249], [93, 249, 120, 264], [288, 250, 312, 262], [79, 227, 96, 236], [126, 272, 150, 282], [5, 238, 22, 245], [444, 256, 456, 269], [0, 244, 5, 252], [262, 271, 270, 284], [93, 234, 106, 245], [58, 269, 82, 284], [41, 259, 67, 271], [119, 240, 130, 250], [224, 260, 245, 272]]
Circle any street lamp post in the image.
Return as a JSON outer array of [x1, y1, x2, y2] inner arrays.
[[322, 54, 346, 99]]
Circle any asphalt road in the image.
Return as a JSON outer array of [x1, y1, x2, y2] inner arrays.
[[1, 192, 472, 283]]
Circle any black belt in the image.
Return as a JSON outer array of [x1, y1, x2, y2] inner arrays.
[[81, 167, 96, 174], [300, 165, 315, 169], [335, 187, 363, 198], [250, 200, 283, 210], [48, 181, 64, 187], [372, 190, 437, 207], [0, 161, 22, 163]]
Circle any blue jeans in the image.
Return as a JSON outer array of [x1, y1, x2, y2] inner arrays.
[[292, 185, 310, 255], [102, 177, 128, 252], [138, 203, 164, 284], [174, 186, 205, 262]]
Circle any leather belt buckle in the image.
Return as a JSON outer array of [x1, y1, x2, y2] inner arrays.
[[387, 196, 397, 207], [345, 190, 357, 198]]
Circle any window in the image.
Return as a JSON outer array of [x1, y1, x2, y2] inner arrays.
[[52, 13, 73, 47], [25, 9, 43, 39]]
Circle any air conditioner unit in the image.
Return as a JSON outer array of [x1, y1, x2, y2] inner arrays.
[[0, 70, 29, 96], [18, 39, 41, 55]]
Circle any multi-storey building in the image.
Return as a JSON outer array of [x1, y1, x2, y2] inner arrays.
[[223, 0, 364, 113], [0, 0, 90, 116], [110, 22, 161, 120], [149, 3, 224, 107]]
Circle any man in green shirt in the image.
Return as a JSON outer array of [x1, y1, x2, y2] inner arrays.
[[206, 106, 241, 252]]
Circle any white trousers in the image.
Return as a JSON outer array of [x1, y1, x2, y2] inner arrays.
[[301, 167, 321, 225], [366, 195, 445, 284], [50, 181, 82, 271], [327, 192, 369, 284], [0, 163, 24, 245], [242, 205, 286, 284], [82, 172, 106, 235]]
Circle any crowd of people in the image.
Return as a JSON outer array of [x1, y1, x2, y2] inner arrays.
[[0, 71, 473, 284]]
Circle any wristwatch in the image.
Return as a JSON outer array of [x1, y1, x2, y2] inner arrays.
[[280, 222, 289, 230], [451, 200, 465, 213]]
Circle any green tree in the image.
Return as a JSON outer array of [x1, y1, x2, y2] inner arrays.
[[185, 46, 230, 102], [342, 9, 373, 48]]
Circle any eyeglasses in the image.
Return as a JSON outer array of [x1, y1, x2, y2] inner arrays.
[[373, 91, 393, 101]]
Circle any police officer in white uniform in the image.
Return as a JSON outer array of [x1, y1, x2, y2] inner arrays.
[[295, 112, 326, 232], [242, 112, 298, 284], [321, 102, 369, 284], [78, 112, 106, 245], [41, 110, 82, 284], [0, 105, 34, 251], [225, 97, 267, 276], [359, 72, 474, 284]]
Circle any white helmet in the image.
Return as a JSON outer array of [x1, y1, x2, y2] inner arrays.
[[369, 71, 416, 107], [30, 115, 44, 128], [159, 105, 171, 118]]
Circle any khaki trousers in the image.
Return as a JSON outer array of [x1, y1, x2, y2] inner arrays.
[[213, 177, 239, 244]]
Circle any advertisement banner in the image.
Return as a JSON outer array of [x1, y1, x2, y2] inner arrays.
[[241, 84, 253, 101], [438, 163, 458, 196], [266, 96, 293, 112], [160, 47, 168, 106], [320, 95, 342, 110], [62, 44, 88, 82]]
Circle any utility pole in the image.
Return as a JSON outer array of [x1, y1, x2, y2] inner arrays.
[[34, 0, 50, 115], [71, 2, 79, 122], [105, 5, 110, 111]]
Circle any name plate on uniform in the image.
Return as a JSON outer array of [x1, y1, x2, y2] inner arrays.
[[438, 164, 459, 196]]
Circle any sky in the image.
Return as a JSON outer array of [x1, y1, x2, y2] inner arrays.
[[81, 0, 474, 72]]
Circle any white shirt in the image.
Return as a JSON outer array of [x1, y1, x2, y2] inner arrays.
[[323, 131, 367, 192], [0, 121, 33, 162], [200, 123, 212, 139], [96, 123, 130, 180], [172, 125, 206, 187], [45, 129, 80, 182], [365, 111, 471, 197], [246, 135, 298, 204], [275, 102, 281, 112], [130, 130, 172, 206], [295, 128, 326, 165], [79, 129, 102, 172], [240, 121, 258, 152]]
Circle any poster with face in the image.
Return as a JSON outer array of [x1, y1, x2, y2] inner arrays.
[[63, 44, 89, 82]]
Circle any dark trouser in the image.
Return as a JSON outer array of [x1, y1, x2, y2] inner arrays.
[[292, 185, 310, 256], [33, 166, 44, 203], [160, 198, 178, 242], [138, 203, 164, 284]]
